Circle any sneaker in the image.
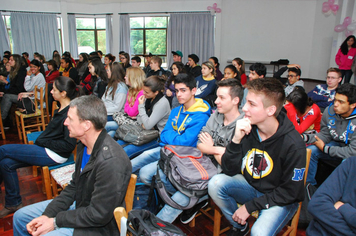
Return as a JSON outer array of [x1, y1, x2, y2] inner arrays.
[[227, 223, 250, 236], [180, 200, 208, 224], [0, 203, 23, 218]]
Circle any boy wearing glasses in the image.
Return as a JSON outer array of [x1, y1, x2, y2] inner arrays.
[[209, 78, 306, 236], [308, 68, 342, 112], [274, 63, 304, 96]]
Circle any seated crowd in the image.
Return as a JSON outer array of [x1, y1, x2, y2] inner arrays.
[[0, 47, 356, 236]]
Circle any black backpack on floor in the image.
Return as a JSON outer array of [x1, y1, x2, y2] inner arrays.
[[127, 209, 186, 236]]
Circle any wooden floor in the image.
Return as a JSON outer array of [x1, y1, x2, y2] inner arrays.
[[0, 126, 307, 235]]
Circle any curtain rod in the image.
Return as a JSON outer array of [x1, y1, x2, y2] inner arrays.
[[1, 10, 60, 14], [69, 13, 113, 16], [121, 11, 209, 15]]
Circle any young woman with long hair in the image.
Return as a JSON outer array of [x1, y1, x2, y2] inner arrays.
[[45, 60, 60, 84], [102, 62, 128, 121], [76, 53, 89, 79], [335, 35, 356, 84], [119, 52, 131, 70], [222, 65, 241, 82], [104, 54, 116, 68], [0, 54, 27, 126], [0, 76, 78, 218], [165, 61, 185, 108], [195, 61, 216, 99], [117, 75, 171, 158], [285, 88, 321, 134], [232, 57, 247, 85], [105, 67, 145, 137], [209, 56, 223, 81], [60, 57, 79, 84], [88, 58, 109, 98]]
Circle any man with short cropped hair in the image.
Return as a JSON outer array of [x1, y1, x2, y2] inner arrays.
[[131, 56, 141, 67], [209, 78, 306, 236], [13, 96, 131, 236], [308, 67, 342, 112], [303, 83, 356, 186]]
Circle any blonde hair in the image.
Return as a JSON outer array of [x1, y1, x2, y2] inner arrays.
[[202, 61, 216, 77], [126, 67, 145, 106]]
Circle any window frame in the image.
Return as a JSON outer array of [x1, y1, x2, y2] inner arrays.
[[129, 16, 169, 65], [76, 16, 106, 54]]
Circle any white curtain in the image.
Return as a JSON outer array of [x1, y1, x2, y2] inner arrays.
[[119, 14, 130, 54], [167, 13, 215, 66], [11, 12, 60, 60], [106, 15, 113, 54], [0, 13, 10, 54], [68, 14, 78, 57]]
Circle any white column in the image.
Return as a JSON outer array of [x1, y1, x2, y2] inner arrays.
[[60, 1, 70, 53]]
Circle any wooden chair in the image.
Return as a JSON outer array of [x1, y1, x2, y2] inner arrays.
[[44, 83, 51, 124], [15, 86, 46, 144], [189, 149, 312, 236], [114, 174, 137, 235], [0, 109, 6, 140], [27, 132, 77, 199]]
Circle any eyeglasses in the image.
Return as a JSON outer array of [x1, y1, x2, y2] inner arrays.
[[120, 57, 126, 60], [287, 75, 297, 78], [326, 76, 339, 80]]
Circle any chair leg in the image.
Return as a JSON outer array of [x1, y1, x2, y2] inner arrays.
[[32, 166, 38, 177], [51, 174, 59, 198], [42, 166, 53, 199], [213, 207, 222, 236], [15, 115, 22, 140], [20, 117, 27, 144], [0, 117, 5, 140]]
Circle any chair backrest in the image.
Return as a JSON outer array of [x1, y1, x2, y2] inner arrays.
[[34, 86, 44, 113], [45, 83, 50, 123], [52, 101, 59, 117]]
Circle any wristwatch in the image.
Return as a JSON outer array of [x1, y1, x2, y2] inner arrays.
[[53, 217, 59, 230]]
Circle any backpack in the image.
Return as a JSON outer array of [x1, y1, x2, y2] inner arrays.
[[127, 209, 186, 236], [298, 183, 318, 228], [155, 145, 218, 210]]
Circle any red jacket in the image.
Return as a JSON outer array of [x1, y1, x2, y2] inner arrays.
[[45, 70, 60, 84]]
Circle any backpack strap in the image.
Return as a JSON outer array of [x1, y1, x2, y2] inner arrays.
[[155, 164, 199, 210]]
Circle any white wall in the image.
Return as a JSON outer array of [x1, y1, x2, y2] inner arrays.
[[2, 0, 354, 79]]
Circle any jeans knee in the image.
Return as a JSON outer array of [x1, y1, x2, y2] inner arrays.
[[208, 174, 227, 198], [140, 165, 155, 186]]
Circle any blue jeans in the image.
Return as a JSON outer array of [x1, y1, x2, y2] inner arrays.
[[307, 141, 342, 185], [107, 115, 114, 122], [131, 146, 161, 173], [13, 200, 75, 236], [140, 161, 207, 223], [0, 144, 58, 207], [208, 174, 299, 236], [105, 121, 118, 138], [118, 139, 159, 159], [341, 69, 353, 84]]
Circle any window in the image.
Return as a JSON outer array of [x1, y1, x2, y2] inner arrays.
[[2, 15, 13, 52], [76, 17, 106, 55], [57, 16, 63, 53], [130, 16, 168, 68]]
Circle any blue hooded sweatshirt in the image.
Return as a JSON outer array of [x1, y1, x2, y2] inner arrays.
[[160, 98, 211, 147]]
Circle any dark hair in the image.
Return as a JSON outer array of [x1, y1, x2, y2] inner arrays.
[[209, 57, 220, 69], [336, 83, 356, 104], [144, 75, 166, 93], [97, 50, 103, 56], [62, 51, 72, 58], [233, 57, 245, 74], [327, 67, 342, 77], [89, 51, 99, 57], [89, 58, 108, 83], [286, 89, 313, 114], [167, 62, 185, 86], [35, 54, 46, 63], [246, 78, 285, 117], [121, 53, 130, 67], [30, 59, 45, 77], [62, 57, 73, 71], [47, 60, 58, 71], [105, 62, 125, 100], [21, 56, 28, 67], [70, 95, 107, 131], [54, 76, 78, 100], [4, 51, 11, 56], [217, 78, 244, 106], [10, 54, 26, 79], [53, 54, 61, 68], [52, 50, 59, 58], [288, 67, 301, 77], [340, 35, 356, 55], [188, 54, 199, 64], [225, 65, 241, 80], [173, 73, 196, 90], [105, 53, 116, 62], [33, 52, 40, 58], [22, 52, 29, 57], [3, 55, 10, 60], [77, 53, 89, 71], [131, 56, 141, 63], [249, 63, 267, 77]]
